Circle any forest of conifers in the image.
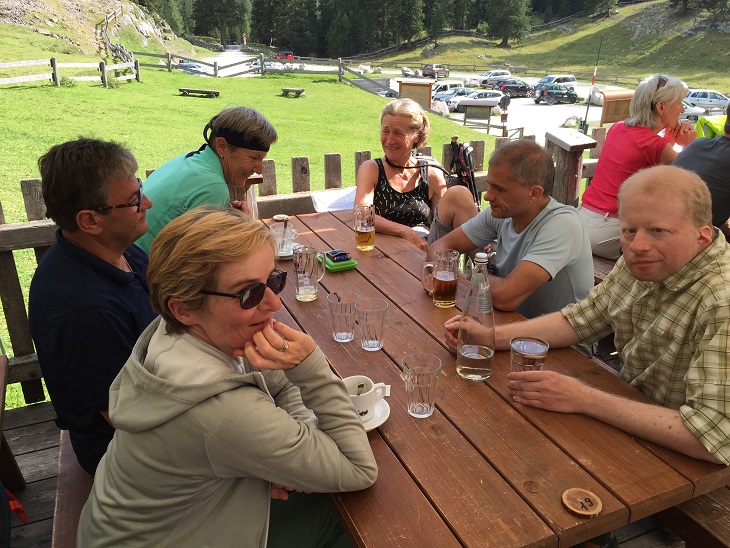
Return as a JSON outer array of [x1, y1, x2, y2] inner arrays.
[[136, 0, 723, 56]]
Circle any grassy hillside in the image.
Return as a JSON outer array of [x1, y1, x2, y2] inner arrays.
[[377, 1, 730, 92]]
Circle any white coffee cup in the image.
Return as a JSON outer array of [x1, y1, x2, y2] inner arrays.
[[343, 375, 390, 422]]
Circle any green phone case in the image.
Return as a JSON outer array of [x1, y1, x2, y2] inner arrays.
[[320, 252, 357, 272]]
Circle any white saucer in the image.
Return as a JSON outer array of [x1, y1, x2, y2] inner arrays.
[[364, 399, 390, 432], [276, 252, 293, 260]]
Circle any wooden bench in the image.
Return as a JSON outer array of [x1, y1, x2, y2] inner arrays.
[[281, 87, 305, 97], [0, 354, 25, 493], [655, 486, 730, 548], [179, 88, 219, 98], [51, 430, 93, 548]]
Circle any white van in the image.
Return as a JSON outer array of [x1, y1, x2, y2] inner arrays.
[[431, 80, 463, 96]]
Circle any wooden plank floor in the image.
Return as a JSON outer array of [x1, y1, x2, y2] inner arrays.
[[2, 401, 685, 548]]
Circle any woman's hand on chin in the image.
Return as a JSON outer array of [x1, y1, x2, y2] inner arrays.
[[240, 320, 316, 370]]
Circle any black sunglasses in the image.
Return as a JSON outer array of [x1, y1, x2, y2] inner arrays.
[[201, 270, 287, 309], [95, 178, 144, 213], [651, 75, 668, 110]]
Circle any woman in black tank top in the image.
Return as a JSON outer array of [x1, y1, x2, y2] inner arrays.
[[354, 99, 478, 252]]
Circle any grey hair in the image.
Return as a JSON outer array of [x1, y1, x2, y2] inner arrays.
[[489, 139, 555, 196], [625, 74, 687, 129]]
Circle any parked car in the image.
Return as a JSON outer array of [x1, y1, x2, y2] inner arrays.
[[534, 74, 577, 92], [533, 84, 578, 105], [679, 100, 705, 123], [251, 60, 286, 72], [685, 89, 729, 113], [422, 63, 450, 78], [433, 87, 475, 102], [276, 51, 294, 60], [498, 79, 534, 98], [175, 61, 204, 74], [477, 70, 511, 88], [431, 80, 463, 96], [449, 90, 503, 112]]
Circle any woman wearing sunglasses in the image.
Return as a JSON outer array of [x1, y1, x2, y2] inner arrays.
[[78, 207, 377, 547], [578, 73, 696, 259]]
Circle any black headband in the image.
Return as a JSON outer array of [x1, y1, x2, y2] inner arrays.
[[214, 128, 270, 152]]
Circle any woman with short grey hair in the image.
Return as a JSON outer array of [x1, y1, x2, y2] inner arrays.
[[578, 74, 696, 259]]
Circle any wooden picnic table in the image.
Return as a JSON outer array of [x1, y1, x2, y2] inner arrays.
[[265, 211, 730, 547]]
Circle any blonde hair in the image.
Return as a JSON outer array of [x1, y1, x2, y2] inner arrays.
[[204, 106, 278, 153], [625, 74, 688, 129], [380, 98, 430, 149], [147, 206, 275, 334], [619, 165, 712, 228]]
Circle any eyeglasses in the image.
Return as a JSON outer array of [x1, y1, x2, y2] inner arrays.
[[95, 178, 144, 213], [201, 270, 287, 309]]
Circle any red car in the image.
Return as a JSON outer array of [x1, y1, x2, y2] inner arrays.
[[276, 51, 294, 60]]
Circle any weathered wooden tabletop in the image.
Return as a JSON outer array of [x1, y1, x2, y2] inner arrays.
[[266, 211, 730, 548]]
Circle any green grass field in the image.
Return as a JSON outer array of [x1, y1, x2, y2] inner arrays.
[[0, 63, 488, 408]]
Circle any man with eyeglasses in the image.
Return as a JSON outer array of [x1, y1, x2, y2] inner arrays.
[[28, 138, 158, 475]]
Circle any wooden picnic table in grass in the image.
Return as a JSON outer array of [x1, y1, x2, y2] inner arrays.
[[265, 211, 730, 547], [178, 88, 219, 98], [281, 87, 305, 97]]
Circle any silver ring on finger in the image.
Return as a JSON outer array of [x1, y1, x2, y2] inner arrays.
[[278, 339, 289, 352]]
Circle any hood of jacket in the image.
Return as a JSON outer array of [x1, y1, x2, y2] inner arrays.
[[108, 316, 266, 432]]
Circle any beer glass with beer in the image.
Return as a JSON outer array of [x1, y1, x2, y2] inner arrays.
[[421, 249, 459, 308], [353, 204, 375, 251]]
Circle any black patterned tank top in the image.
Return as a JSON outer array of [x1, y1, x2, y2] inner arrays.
[[372, 158, 431, 228]]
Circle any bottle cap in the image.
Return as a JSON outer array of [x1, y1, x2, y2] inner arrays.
[[272, 214, 289, 223], [474, 252, 488, 263]]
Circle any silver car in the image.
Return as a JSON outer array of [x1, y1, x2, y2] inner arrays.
[[685, 89, 729, 114], [679, 100, 705, 123]]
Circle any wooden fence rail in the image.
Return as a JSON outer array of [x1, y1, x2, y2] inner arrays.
[[0, 58, 140, 88]]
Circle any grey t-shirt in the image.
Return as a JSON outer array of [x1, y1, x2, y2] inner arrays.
[[461, 197, 594, 318]]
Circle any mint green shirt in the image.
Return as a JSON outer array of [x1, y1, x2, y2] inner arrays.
[[137, 146, 229, 253]]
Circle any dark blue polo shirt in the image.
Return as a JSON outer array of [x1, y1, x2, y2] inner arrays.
[[28, 230, 157, 474]]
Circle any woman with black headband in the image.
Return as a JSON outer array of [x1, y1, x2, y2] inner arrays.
[[354, 98, 478, 252], [136, 106, 277, 254]]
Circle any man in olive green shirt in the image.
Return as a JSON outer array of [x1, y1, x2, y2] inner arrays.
[[445, 165, 730, 465]]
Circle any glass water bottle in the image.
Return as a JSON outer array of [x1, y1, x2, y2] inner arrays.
[[456, 252, 496, 381]]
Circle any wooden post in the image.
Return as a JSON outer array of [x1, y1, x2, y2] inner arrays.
[[166, 52, 172, 72], [134, 59, 141, 82], [259, 53, 265, 75], [417, 146, 432, 157], [442, 142, 454, 172], [50, 57, 59, 86], [260, 159, 277, 196], [99, 60, 107, 88], [213, 61, 219, 78], [544, 128, 597, 206], [324, 153, 342, 189], [354, 151, 371, 178], [291, 157, 310, 193], [338, 58, 343, 82], [589, 127, 607, 159], [471, 140, 485, 171]]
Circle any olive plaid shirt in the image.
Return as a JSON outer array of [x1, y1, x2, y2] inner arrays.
[[562, 231, 730, 465]]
